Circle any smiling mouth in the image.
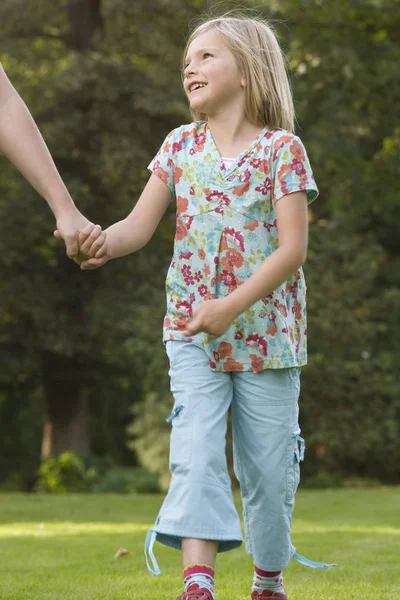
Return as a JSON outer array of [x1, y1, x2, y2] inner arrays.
[[189, 82, 207, 93]]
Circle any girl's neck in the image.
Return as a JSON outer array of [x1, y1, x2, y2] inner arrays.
[[206, 114, 264, 158]]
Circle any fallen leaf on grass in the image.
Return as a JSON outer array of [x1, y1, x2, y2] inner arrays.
[[114, 547, 132, 558]]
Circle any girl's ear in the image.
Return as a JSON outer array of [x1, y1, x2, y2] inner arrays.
[[241, 75, 247, 88]]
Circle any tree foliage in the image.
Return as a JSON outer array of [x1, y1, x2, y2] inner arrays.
[[0, 0, 399, 488]]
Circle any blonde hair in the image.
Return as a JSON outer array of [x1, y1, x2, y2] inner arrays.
[[183, 14, 295, 132]]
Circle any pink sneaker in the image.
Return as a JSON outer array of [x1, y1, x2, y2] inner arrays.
[[175, 589, 214, 600], [251, 591, 288, 600]]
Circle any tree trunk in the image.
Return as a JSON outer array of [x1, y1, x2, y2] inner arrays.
[[41, 353, 89, 459], [67, 0, 103, 51], [40, 1, 103, 459]]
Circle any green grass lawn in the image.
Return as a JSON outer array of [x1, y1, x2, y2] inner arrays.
[[0, 488, 399, 599]]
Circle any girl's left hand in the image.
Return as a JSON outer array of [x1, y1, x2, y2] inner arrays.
[[183, 298, 236, 339]]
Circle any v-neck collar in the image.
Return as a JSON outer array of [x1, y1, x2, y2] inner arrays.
[[204, 122, 269, 177]]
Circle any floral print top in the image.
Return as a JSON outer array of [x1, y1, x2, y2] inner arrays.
[[148, 121, 318, 372]]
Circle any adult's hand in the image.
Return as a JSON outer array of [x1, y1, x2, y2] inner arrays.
[[78, 225, 110, 270], [54, 208, 97, 263]]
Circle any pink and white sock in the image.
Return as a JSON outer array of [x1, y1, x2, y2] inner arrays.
[[184, 564, 215, 599], [252, 566, 285, 595]]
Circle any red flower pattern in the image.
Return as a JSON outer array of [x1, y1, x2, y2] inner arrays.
[[255, 177, 272, 195], [223, 227, 245, 252], [220, 270, 237, 287]]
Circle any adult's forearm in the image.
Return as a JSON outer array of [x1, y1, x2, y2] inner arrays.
[[0, 86, 75, 218]]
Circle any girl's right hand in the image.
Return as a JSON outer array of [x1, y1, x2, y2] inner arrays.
[[79, 247, 110, 270]]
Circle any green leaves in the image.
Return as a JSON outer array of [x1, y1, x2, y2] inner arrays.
[[0, 0, 399, 486]]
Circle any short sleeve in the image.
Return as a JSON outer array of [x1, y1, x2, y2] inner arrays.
[[271, 133, 318, 204], [148, 129, 176, 194]]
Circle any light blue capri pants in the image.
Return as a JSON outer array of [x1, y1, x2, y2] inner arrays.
[[146, 340, 306, 573]]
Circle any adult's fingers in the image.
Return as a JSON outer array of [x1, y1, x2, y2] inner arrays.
[[77, 222, 96, 249], [85, 231, 106, 258], [79, 224, 102, 256], [95, 245, 108, 259]]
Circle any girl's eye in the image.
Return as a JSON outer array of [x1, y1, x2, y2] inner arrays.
[[183, 53, 212, 71]]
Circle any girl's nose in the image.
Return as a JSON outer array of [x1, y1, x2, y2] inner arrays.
[[185, 61, 198, 77]]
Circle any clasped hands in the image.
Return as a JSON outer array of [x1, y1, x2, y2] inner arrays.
[[54, 217, 110, 270]]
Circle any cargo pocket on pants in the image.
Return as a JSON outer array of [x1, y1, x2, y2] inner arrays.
[[286, 432, 304, 503], [167, 400, 192, 473]]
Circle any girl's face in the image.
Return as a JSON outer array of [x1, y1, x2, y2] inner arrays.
[[183, 30, 246, 118]]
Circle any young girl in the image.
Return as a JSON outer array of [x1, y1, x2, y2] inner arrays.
[[79, 13, 335, 600]]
